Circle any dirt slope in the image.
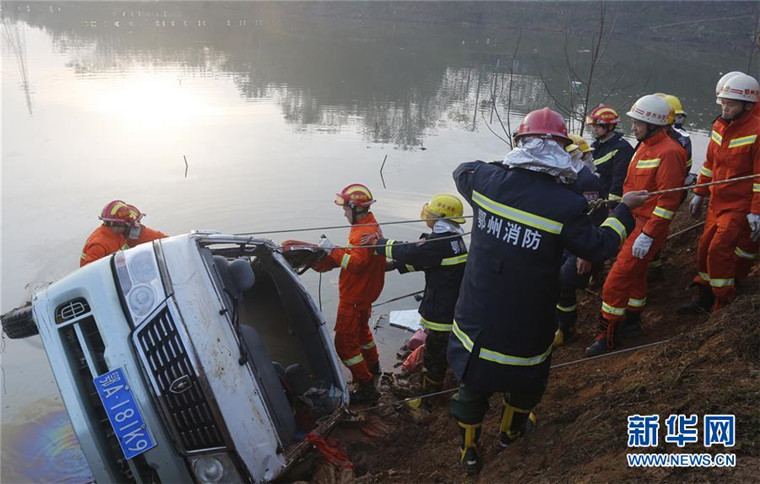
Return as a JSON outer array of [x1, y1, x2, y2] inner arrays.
[[329, 209, 760, 483]]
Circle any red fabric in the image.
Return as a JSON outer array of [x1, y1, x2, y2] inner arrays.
[[601, 218, 668, 322], [326, 212, 386, 306], [80, 225, 128, 267], [401, 344, 425, 374], [623, 129, 686, 240], [693, 210, 749, 303], [334, 302, 378, 383], [694, 112, 760, 215], [304, 433, 353, 469], [126, 225, 167, 248]]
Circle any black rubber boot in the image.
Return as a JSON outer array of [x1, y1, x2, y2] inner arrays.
[[350, 379, 380, 405], [497, 399, 536, 450], [458, 422, 482, 475], [677, 284, 714, 315], [620, 311, 644, 339]]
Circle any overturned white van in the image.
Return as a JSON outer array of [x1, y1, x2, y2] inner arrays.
[[2, 232, 348, 483]]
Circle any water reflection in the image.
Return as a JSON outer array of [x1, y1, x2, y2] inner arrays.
[[1, 399, 93, 483]]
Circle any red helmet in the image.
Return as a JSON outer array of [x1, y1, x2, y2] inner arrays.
[[99, 200, 140, 225], [585, 105, 620, 126], [515, 108, 571, 145], [334, 183, 375, 208]]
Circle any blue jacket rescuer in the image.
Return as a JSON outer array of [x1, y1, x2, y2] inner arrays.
[[446, 107, 646, 476]]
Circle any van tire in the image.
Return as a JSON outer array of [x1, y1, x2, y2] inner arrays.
[[1, 303, 38, 339]]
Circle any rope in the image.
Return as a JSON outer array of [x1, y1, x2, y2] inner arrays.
[[285, 231, 471, 252], [646, 173, 760, 196], [353, 338, 672, 413], [372, 290, 424, 308], [234, 215, 474, 237]]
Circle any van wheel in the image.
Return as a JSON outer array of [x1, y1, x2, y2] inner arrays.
[[1, 303, 38, 339]]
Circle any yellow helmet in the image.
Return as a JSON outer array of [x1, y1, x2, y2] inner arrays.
[[568, 133, 593, 153], [421, 194, 466, 224], [655, 93, 686, 117]]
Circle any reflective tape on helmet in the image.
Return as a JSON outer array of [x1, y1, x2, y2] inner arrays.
[[441, 254, 468, 266], [343, 353, 365, 366], [729, 135, 757, 149], [700, 166, 714, 178], [710, 130, 723, 146], [421, 316, 453, 332], [593, 149, 618, 166], [602, 301, 625, 316], [636, 158, 662, 169], [601, 217, 628, 245], [556, 303, 577, 313], [652, 206, 675, 220], [472, 190, 563, 235], [340, 254, 351, 269], [627, 297, 647, 308], [384, 239, 396, 259], [709, 278, 734, 288], [734, 247, 758, 260], [452, 321, 552, 367]]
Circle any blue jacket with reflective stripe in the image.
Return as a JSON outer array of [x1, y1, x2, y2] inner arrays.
[[449, 162, 634, 393], [375, 232, 467, 330], [591, 132, 635, 201]]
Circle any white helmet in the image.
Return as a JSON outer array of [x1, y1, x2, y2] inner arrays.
[[626, 94, 672, 126], [715, 71, 744, 104], [717, 73, 760, 103]]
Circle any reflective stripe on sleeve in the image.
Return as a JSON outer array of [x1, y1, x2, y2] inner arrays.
[[343, 354, 364, 366], [636, 158, 661, 169], [728, 135, 757, 149], [627, 297, 647, 308], [384, 239, 396, 259], [360, 341, 376, 350], [452, 320, 474, 352], [602, 301, 625, 316], [421, 316, 453, 332], [441, 253, 468, 266], [601, 217, 628, 244], [753, 183, 760, 193], [340, 253, 351, 269], [405, 264, 417, 272], [710, 130, 722, 146], [652, 206, 675, 220], [593, 149, 618, 167], [700, 166, 713, 178], [472, 190, 563, 234], [735, 247, 758, 260], [698, 272, 710, 282], [608, 193, 623, 201], [556, 304, 577, 313]]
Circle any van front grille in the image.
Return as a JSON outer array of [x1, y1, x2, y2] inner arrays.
[[134, 306, 225, 452]]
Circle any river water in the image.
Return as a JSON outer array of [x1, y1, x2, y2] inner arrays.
[[1, 2, 753, 481]]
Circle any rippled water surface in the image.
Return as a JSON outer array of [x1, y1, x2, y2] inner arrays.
[[2, 2, 755, 480]]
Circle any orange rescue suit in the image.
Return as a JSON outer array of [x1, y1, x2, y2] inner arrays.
[[693, 111, 760, 303], [80, 225, 129, 267], [316, 212, 386, 383], [601, 129, 686, 322]]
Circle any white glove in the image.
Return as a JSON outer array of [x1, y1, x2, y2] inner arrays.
[[632, 233, 654, 259], [748, 214, 760, 242], [689, 194, 704, 219], [317, 235, 335, 254]]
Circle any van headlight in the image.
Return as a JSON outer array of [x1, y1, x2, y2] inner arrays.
[[190, 452, 242, 483], [114, 245, 165, 326]]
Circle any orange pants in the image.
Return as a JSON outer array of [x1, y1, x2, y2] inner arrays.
[[734, 233, 758, 280], [601, 219, 668, 323], [334, 302, 378, 383], [694, 210, 751, 304]]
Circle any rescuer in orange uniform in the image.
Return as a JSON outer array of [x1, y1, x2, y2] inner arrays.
[[587, 95, 686, 357], [310, 184, 386, 403], [681, 73, 760, 312], [81, 201, 167, 267]]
